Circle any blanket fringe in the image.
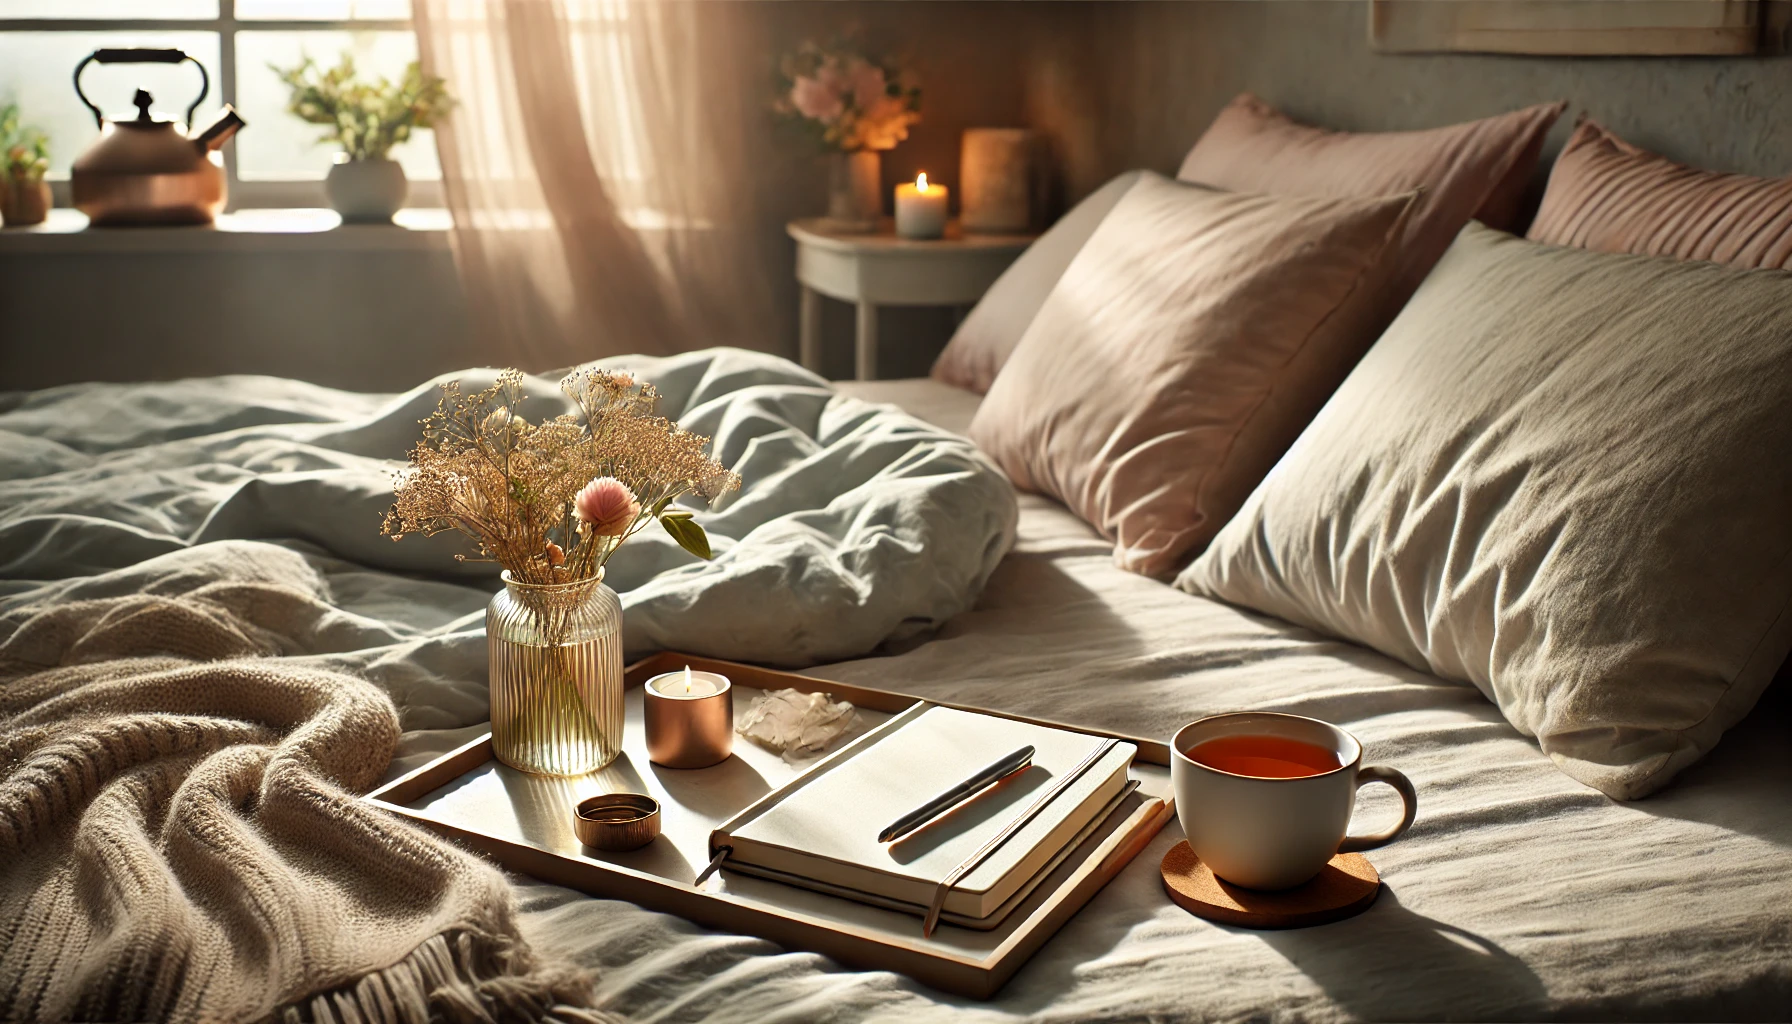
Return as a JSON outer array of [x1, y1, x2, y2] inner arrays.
[[275, 927, 620, 1024]]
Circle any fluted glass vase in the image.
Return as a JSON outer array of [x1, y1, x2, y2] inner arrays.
[[487, 569, 624, 775], [826, 149, 881, 232]]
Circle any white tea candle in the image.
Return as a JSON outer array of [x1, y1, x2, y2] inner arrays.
[[894, 173, 949, 239], [651, 665, 725, 698]]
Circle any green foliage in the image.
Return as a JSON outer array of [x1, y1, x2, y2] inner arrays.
[[660, 510, 714, 561], [0, 101, 50, 184], [271, 54, 453, 162]]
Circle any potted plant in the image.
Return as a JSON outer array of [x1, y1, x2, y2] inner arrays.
[[1, 102, 51, 228], [775, 39, 921, 232], [383, 369, 737, 775], [273, 54, 452, 223]]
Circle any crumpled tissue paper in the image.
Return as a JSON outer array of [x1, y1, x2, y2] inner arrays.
[[737, 688, 859, 763]]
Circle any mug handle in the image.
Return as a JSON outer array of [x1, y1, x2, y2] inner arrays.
[[1338, 765, 1417, 853]]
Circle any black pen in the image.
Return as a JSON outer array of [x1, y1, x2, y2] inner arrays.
[[877, 745, 1035, 843]]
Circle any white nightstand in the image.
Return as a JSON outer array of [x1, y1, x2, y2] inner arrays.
[[788, 218, 1036, 381]]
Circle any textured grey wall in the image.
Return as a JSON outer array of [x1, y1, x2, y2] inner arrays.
[[1030, 1, 1792, 211]]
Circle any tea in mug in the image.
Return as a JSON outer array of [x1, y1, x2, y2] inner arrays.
[[1186, 734, 1343, 779]]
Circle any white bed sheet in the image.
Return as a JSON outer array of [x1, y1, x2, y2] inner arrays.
[[515, 378, 1792, 1022]]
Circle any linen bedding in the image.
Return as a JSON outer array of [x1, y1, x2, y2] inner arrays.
[[551, 378, 1787, 1023], [3, 366, 1787, 1022], [0, 349, 1016, 666], [0, 350, 1015, 1020]]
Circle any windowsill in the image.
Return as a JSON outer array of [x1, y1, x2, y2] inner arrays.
[[0, 207, 452, 254]]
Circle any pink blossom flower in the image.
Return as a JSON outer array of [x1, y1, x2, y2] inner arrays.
[[816, 60, 849, 95], [790, 75, 843, 122], [847, 60, 887, 111], [575, 477, 641, 537]]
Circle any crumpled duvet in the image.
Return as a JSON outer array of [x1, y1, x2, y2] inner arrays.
[[0, 347, 1017, 667]]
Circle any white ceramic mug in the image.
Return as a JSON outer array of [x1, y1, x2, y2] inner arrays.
[[1171, 711, 1417, 891]]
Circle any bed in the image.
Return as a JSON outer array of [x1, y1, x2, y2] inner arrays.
[[500, 377, 1791, 1023], [2, 363, 1788, 1022]]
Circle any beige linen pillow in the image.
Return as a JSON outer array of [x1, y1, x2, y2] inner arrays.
[[932, 171, 1143, 394], [969, 172, 1416, 578], [1181, 223, 1792, 799]]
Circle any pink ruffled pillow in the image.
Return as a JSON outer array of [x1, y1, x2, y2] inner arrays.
[[1527, 119, 1792, 268]]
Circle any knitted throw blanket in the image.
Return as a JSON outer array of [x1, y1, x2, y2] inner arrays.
[[0, 555, 612, 1023]]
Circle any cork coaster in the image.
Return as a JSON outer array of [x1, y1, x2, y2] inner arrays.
[[1160, 841, 1380, 929]]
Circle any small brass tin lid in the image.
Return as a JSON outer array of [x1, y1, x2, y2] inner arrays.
[[574, 793, 661, 852]]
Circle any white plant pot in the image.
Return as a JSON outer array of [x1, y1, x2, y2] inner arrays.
[[326, 157, 408, 224]]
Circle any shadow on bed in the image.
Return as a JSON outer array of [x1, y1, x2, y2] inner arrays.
[[1635, 681, 1792, 849], [937, 553, 1149, 656], [1256, 888, 1547, 1019], [933, 873, 1543, 1019]]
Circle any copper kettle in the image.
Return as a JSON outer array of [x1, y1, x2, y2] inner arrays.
[[70, 48, 245, 227]]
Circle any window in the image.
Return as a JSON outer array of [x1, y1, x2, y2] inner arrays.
[[0, 0, 441, 209]]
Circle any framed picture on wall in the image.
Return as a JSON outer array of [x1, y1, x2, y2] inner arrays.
[[1368, 0, 1783, 56]]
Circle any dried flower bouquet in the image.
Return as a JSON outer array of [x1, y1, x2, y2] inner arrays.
[[383, 368, 737, 581], [383, 369, 737, 773]]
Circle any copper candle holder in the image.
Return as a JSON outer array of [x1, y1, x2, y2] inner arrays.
[[644, 667, 734, 769], [573, 793, 661, 851]]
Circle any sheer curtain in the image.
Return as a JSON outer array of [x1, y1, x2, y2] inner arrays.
[[414, 0, 778, 370]]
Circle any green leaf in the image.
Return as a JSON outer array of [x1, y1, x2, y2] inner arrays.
[[661, 514, 713, 560]]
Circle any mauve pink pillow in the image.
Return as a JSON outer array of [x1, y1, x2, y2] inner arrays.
[[1527, 119, 1792, 269], [932, 171, 1143, 394], [969, 173, 1417, 578], [1179, 94, 1564, 301]]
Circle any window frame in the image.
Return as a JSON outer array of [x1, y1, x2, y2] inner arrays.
[[0, 1, 443, 210]]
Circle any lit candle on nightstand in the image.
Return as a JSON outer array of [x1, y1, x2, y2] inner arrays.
[[644, 665, 734, 769], [894, 172, 949, 239]]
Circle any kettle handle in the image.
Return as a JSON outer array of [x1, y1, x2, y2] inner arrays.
[[74, 48, 211, 130]]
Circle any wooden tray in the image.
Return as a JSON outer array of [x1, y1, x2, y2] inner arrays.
[[365, 652, 1174, 999]]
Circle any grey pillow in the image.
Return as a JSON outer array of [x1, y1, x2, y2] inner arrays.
[[1181, 223, 1792, 799], [930, 170, 1144, 394]]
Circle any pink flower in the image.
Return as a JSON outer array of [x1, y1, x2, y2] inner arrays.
[[575, 477, 641, 537], [790, 75, 843, 122], [816, 61, 849, 96], [847, 60, 887, 111]]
